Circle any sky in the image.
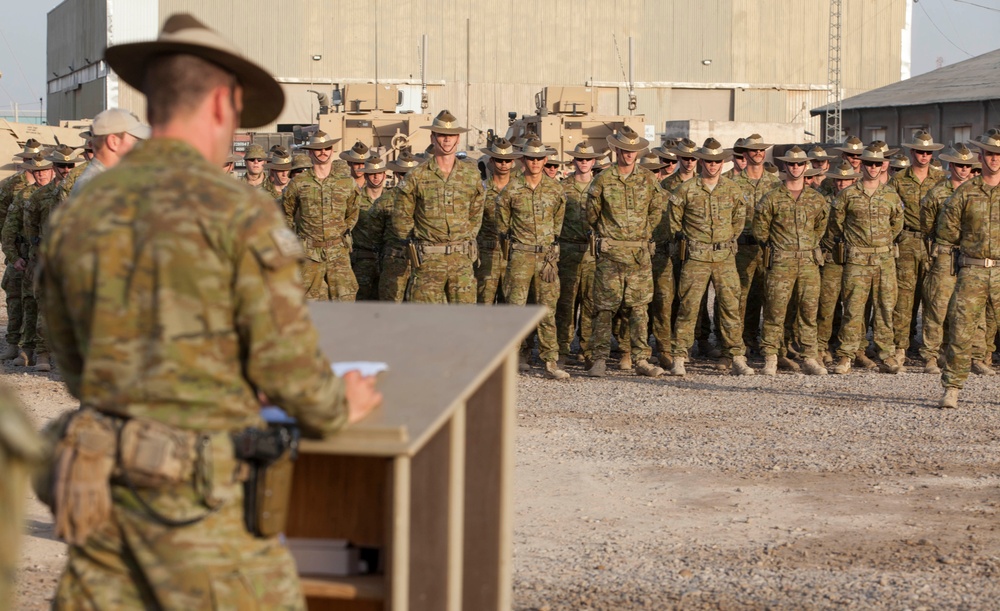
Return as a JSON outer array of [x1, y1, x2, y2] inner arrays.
[[1, 0, 999, 118]]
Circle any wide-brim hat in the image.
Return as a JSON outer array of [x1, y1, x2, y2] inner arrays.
[[671, 138, 699, 158], [835, 136, 865, 155], [825, 160, 861, 180], [693, 138, 732, 161], [606, 127, 649, 152], [520, 139, 550, 158], [243, 143, 267, 161], [639, 153, 666, 171], [939, 144, 977, 165], [970, 132, 1000, 154], [301, 130, 341, 150], [340, 141, 371, 163], [46, 145, 84, 165], [290, 153, 312, 171], [14, 139, 44, 159], [564, 142, 604, 159], [807, 145, 838, 162], [651, 145, 678, 161], [104, 13, 284, 128], [22, 154, 53, 170], [388, 151, 421, 173], [776, 145, 810, 164], [731, 137, 748, 153], [903, 130, 945, 152], [859, 146, 890, 164], [421, 110, 469, 135], [869, 140, 900, 157], [804, 166, 825, 177], [266, 154, 292, 171], [480, 138, 522, 160], [362, 156, 388, 174], [889, 153, 911, 170], [740, 133, 772, 150]]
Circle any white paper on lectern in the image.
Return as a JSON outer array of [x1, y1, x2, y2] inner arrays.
[[331, 361, 389, 377]]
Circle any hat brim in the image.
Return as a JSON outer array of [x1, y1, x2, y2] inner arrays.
[[266, 162, 292, 170], [970, 140, 1000, 155], [479, 148, 523, 161], [421, 125, 470, 135], [825, 170, 861, 179], [640, 163, 667, 171], [939, 153, 976, 164], [694, 151, 733, 162], [808, 154, 839, 162], [606, 134, 649, 152], [387, 162, 418, 173], [902, 143, 945, 152], [301, 139, 341, 150], [740, 143, 772, 150], [859, 154, 889, 164], [834, 147, 864, 154], [340, 152, 370, 162], [362, 167, 387, 174], [105, 40, 285, 128], [564, 150, 605, 159], [775, 155, 810, 163]]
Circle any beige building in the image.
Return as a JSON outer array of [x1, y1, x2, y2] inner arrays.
[[48, 0, 912, 146]]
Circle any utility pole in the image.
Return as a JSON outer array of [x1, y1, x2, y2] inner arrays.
[[826, 0, 843, 143]]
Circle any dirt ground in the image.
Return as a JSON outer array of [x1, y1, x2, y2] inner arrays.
[[6, 286, 1000, 609]]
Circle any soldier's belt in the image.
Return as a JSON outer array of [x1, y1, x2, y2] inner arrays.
[[899, 229, 924, 240], [305, 236, 348, 249], [737, 233, 758, 246], [688, 239, 735, 252], [600, 238, 647, 249], [510, 243, 551, 253], [848, 245, 892, 255], [559, 240, 589, 252], [930, 243, 955, 257], [959, 255, 1000, 268], [419, 240, 473, 255], [351, 249, 379, 260], [771, 248, 816, 261]]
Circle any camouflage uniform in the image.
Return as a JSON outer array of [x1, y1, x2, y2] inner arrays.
[[649, 182, 675, 357], [283, 167, 360, 301], [816, 194, 845, 356], [829, 182, 904, 359], [555, 177, 596, 359], [938, 177, 1000, 390], [497, 174, 565, 362], [732, 170, 782, 348], [888, 165, 945, 351], [476, 175, 510, 304], [60, 160, 90, 197], [391, 158, 485, 304], [376, 188, 412, 302], [752, 185, 829, 358], [669, 176, 749, 357], [662, 172, 713, 347], [0, 173, 29, 351], [24, 178, 68, 362], [42, 138, 349, 609], [2, 184, 40, 354], [587, 165, 662, 361], [350, 187, 385, 301]]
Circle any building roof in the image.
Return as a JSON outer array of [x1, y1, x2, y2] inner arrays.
[[812, 48, 1000, 115]]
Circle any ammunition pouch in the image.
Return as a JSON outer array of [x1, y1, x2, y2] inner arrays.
[[232, 424, 300, 538], [500, 233, 512, 260], [762, 243, 774, 269], [587, 231, 597, 258], [952, 249, 961, 276], [676, 233, 688, 262], [833, 239, 846, 265], [405, 238, 423, 269]]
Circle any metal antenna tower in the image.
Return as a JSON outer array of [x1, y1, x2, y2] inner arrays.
[[826, 0, 843, 143]]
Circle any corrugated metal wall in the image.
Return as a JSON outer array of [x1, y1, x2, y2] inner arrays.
[[49, 0, 909, 139]]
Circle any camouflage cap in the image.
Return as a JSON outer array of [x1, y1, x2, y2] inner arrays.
[[902, 130, 945, 152], [340, 141, 371, 163], [387, 149, 421, 173], [834, 136, 865, 155], [740, 133, 772, 150], [14, 138, 45, 159], [290, 152, 313, 171], [824, 160, 861, 180], [889, 153, 911, 170], [606, 126, 649, 152], [692, 138, 732, 162], [420, 109, 470, 135], [480, 137, 522, 160], [243, 143, 267, 160], [939, 143, 977, 165], [362, 156, 388, 174], [671, 138, 699, 159], [639, 152, 667, 171], [45, 144, 84, 165], [775, 145, 810, 164], [564, 142, 605, 160], [301, 130, 341, 150], [807, 145, 838, 161]]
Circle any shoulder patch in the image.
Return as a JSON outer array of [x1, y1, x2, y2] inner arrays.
[[271, 226, 304, 258]]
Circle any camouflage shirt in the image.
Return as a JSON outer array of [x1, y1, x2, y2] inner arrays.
[[59, 161, 89, 200], [0, 172, 28, 242], [817, 177, 838, 199], [669, 176, 748, 256], [732, 169, 782, 235], [920, 179, 958, 239], [828, 182, 903, 250], [559, 176, 593, 244], [239, 172, 269, 190], [282, 167, 360, 262], [351, 187, 387, 253], [587, 165, 662, 243], [376, 187, 406, 254], [41, 138, 347, 436], [936, 177, 1000, 260], [478, 174, 511, 244], [24, 179, 63, 260], [888, 166, 945, 232], [392, 157, 485, 244], [752, 185, 829, 251], [497, 174, 565, 246], [660, 171, 693, 194], [1, 184, 38, 262]]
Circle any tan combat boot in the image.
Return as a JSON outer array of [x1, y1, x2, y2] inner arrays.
[[939, 388, 959, 409], [923, 358, 941, 374], [879, 356, 903, 374], [832, 356, 852, 375], [618, 353, 633, 370], [585, 359, 606, 378], [802, 358, 828, 375], [657, 353, 673, 369], [698, 339, 721, 359], [32, 353, 52, 372], [777, 355, 800, 372], [972, 360, 996, 376], [519, 356, 531, 372], [731, 355, 755, 376], [11, 348, 33, 367], [714, 356, 732, 371], [635, 359, 665, 377], [854, 351, 878, 370], [544, 361, 570, 380], [821, 350, 833, 365], [0, 344, 18, 360], [670, 356, 687, 377], [894, 348, 907, 366], [762, 355, 778, 376]]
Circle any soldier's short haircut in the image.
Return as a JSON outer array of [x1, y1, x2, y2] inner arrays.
[[142, 54, 236, 126]]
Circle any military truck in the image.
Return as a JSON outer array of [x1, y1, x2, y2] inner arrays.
[[0, 119, 90, 181], [503, 86, 646, 163]]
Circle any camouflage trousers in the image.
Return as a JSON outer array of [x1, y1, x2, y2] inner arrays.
[[672, 255, 745, 357], [504, 250, 560, 363], [33, 278, 48, 356], [19, 268, 37, 350], [410, 251, 476, 304], [475, 245, 506, 305], [55, 483, 304, 610], [760, 257, 821, 358], [378, 253, 411, 302], [650, 251, 675, 356], [942, 267, 1000, 389], [922, 254, 995, 362], [350, 252, 380, 301], [892, 234, 927, 350], [555, 243, 595, 358], [590, 250, 653, 361], [2, 265, 23, 346], [736, 243, 766, 348], [836, 255, 896, 360], [302, 248, 358, 301], [816, 255, 843, 354]]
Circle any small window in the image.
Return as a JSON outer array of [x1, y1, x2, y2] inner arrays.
[[867, 127, 886, 142], [953, 126, 972, 146]]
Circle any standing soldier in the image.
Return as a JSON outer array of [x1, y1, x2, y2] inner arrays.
[[829, 146, 904, 374], [584, 127, 665, 378], [809, 145, 840, 198], [723, 138, 748, 179], [0, 143, 41, 361], [732, 134, 781, 354], [752, 146, 829, 375], [889, 131, 946, 363], [39, 15, 380, 606], [264, 146, 293, 201], [543, 152, 564, 180], [648, 145, 679, 368], [938, 131, 1000, 407], [351, 156, 388, 301], [669, 138, 754, 376], [378, 150, 421, 302], [392, 110, 485, 304], [476, 138, 521, 304], [239, 143, 268, 188], [556, 142, 602, 366], [662, 138, 698, 192], [289, 152, 312, 180], [283, 130, 361, 301], [340, 141, 371, 189], [816, 161, 859, 364], [889, 154, 911, 178], [497, 139, 568, 379], [69, 108, 149, 196]]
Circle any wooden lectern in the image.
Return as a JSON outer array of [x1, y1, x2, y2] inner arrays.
[[288, 302, 543, 611]]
